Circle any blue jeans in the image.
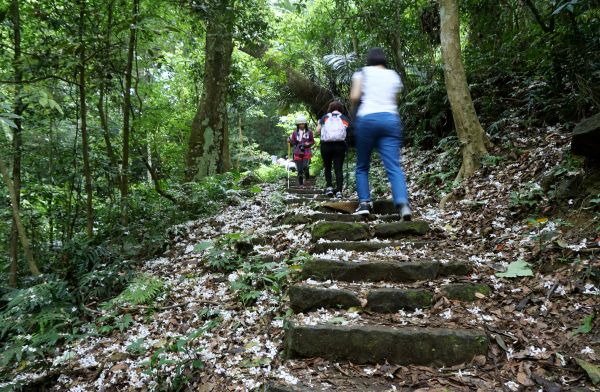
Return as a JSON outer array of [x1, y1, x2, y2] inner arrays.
[[355, 112, 409, 206]]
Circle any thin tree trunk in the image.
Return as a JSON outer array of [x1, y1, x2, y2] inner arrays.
[[121, 0, 139, 224], [9, 0, 24, 286], [185, 5, 234, 180], [0, 159, 40, 276], [439, 0, 489, 183], [237, 114, 243, 170], [79, 0, 93, 239], [391, 34, 411, 92], [98, 1, 119, 192]]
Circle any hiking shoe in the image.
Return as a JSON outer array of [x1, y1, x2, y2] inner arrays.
[[353, 202, 372, 215], [399, 204, 412, 221], [325, 187, 334, 197], [335, 191, 343, 199]]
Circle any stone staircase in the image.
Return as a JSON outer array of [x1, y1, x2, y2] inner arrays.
[[270, 182, 490, 390]]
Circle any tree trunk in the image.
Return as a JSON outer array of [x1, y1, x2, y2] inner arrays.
[[9, 0, 24, 286], [439, 0, 488, 183], [391, 34, 411, 92], [79, 0, 93, 239], [97, 1, 119, 191], [0, 158, 40, 276], [185, 6, 235, 180], [121, 0, 139, 224]]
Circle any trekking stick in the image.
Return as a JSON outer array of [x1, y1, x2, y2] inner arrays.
[[287, 142, 291, 189]]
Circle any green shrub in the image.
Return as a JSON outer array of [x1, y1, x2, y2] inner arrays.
[[0, 278, 80, 368]]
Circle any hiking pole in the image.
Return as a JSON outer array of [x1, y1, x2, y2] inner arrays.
[[287, 141, 291, 189]]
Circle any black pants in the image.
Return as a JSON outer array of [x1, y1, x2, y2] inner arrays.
[[295, 159, 310, 184], [320, 141, 346, 193]]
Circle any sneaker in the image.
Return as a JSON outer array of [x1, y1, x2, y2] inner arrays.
[[399, 204, 412, 221], [353, 202, 371, 215], [335, 191, 343, 199], [325, 187, 334, 197]]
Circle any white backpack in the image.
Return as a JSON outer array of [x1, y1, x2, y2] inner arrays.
[[320, 112, 347, 142]]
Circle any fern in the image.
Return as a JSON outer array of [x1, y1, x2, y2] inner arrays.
[[0, 279, 79, 369], [113, 275, 164, 306]]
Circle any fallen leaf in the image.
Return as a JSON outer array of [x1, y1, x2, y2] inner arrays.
[[496, 260, 534, 278], [576, 358, 600, 384]]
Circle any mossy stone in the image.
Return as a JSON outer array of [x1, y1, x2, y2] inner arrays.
[[367, 289, 433, 312], [441, 283, 492, 301], [311, 221, 370, 242]]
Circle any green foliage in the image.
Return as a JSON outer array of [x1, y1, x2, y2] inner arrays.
[[573, 311, 596, 336], [197, 233, 304, 306], [267, 190, 287, 215], [510, 182, 545, 210], [141, 318, 220, 389], [481, 154, 506, 168], [0, 278, 79, 368], [401, 81, 452, 149], [112, 274, 164, 306], [256, 164, 287, 183]]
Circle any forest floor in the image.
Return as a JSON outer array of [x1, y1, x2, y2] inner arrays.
[[3, 124, 599, 391]]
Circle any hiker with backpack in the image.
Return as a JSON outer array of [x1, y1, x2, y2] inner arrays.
[[350, 48, 411, 220], [288, 115, 314, 186], [316, 101, 350, 198]]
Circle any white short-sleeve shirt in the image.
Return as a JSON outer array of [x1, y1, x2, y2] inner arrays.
[[352, 66, 403, 117]]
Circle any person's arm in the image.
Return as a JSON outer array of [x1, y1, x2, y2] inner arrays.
[[289, 132, 297, 145], [350, 77, 362, 106], [315, 123, 322, 138], [306, 131, 315, 147]]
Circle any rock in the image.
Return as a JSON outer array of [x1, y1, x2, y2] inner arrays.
[[302, 259, 472, 283], [374, 221, 430, 238], [367, 289, 433, 312], [281, 214, 313, 225], [280, 213, 364, 225], [239, 172, 261, 186], [284, 322, 488, 366], [572, 112, 600, 160], [311, 240, 436, 253], [311, 221, 370, 242], [264, 384, 303, 392], [286, 188, 321, 195], [554, 174, 584, 200], [441, 283, 491, 301], [284, 197, 330, 205], [320, 200, 396, 214], [289, 285, 361, 313]]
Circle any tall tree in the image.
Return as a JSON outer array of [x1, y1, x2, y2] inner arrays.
[[439, 0, 488, 183], [185, 1, 235, 180], [79, 0, 93, 238], [0, 158, 40, 277], [121, 0, 139, 223], [9, 0, 24, 286]]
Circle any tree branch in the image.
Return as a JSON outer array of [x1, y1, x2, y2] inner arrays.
[[522, 0, 553, 33], [0, 74, 78, 86]]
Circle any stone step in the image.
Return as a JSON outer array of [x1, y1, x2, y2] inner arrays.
[[284, 322, 488, 366], [278, 212, 415, 226], [286, 188, 323, 195], [289, 283, 490, 313], [284, 197, 331, 205], [320, 200, 396, 215], [289, 285, 361, 313], [311, 221, 430, 242], [311, 240, 434, 253], [302, 259, 472, 283]]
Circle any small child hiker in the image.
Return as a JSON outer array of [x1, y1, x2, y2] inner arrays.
[[288, 115, 315, 186]]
